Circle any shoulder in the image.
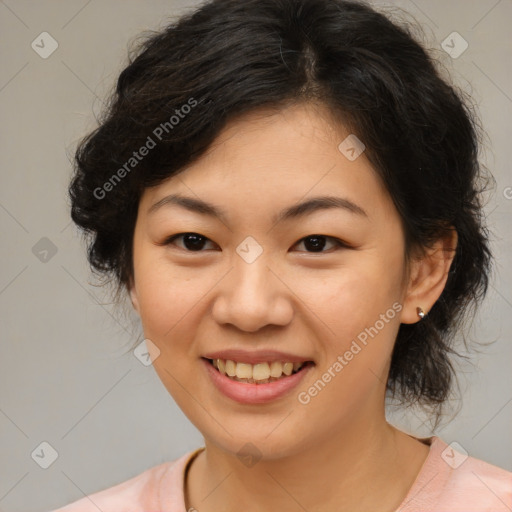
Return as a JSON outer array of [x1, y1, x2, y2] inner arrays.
[[401, 436, 512, 512], [437, 444, 512, 511], [50, 448, 203, 512]]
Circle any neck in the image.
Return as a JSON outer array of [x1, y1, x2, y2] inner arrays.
[[185, 413, 430, 512]]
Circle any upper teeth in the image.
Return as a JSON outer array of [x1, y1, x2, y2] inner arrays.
[[213, 359, 305, 381]]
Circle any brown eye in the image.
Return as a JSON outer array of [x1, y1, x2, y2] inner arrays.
[[164, 232, 217, 251], [293, 235, 346, 253]]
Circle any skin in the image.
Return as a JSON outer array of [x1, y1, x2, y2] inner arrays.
[[129, 102, 457, 512]]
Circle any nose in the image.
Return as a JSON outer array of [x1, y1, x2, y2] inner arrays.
[[211, 255, 294, 333]]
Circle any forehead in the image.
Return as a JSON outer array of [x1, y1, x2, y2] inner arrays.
[[139, 103, 394, 222]]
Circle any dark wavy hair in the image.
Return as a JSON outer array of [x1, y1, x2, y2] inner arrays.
[[69, 0, 492, 419]]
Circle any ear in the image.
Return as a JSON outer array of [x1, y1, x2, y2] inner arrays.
[[128, 277, 140, 314], [400, 228, 458, 324]]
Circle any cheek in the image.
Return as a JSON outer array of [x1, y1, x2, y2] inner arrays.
[[133, 263, 207, 399], [134, 254, 209, 337], [300, 262, 401, 340], [294, 276, 401, 424], [296, 256, 403, 401]]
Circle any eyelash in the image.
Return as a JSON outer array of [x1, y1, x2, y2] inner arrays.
[[161, 232, 350, 253]]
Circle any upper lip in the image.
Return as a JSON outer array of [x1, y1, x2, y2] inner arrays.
[[202, 349, 313, 365]]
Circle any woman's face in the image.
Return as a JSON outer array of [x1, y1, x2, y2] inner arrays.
[[130, 103, 414, 458]]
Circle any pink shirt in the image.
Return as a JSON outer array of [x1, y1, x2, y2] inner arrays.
[[53, 436, 512, 511]]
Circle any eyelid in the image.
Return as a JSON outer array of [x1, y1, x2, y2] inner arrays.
[[292, 235, 351, 252], [160, 232, 352, 252], [160, 232, 218, 250]]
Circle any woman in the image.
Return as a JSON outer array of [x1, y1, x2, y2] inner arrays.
[[55, 0, 512, 510]]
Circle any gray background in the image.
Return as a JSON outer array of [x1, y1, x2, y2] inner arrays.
[[0, 1, 510, 510]]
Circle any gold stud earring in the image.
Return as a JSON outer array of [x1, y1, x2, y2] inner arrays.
[[416, 306, 425, 319]]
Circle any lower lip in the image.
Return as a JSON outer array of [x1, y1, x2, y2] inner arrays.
[[202, 358, 313, 405]]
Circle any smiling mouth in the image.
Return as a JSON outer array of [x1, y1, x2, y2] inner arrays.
[[205, 358, 315, 384]]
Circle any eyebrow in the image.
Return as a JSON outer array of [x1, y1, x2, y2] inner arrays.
[[148, 193, 368, 225]]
